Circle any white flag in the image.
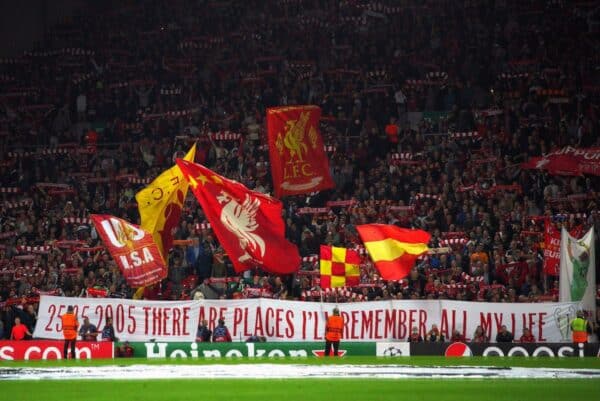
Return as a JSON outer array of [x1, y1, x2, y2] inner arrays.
[[559, 227, 596, 317]]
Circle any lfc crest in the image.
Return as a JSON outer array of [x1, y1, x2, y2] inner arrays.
[[275, 111, 318, 161], [274, 111, 323, 189], [100, 218, 145, 250], [267, 105, 335, 197], [217, 190, 266, 264]]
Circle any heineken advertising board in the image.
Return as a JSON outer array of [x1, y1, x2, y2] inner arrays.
[[120, 342, 377, 358]]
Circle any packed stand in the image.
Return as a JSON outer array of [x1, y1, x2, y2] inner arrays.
[[0, 0, 599, 338]]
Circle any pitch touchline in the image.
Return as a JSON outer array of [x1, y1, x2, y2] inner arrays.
[[1, 364, 600, 381]]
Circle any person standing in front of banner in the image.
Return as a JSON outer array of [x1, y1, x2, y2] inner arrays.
[[79, 317, 98, 341], [101, 317, 118, 342], [196, 319, 212, 342], [10, 317, 32, 341], [60, 306, 79, 359], [570, 310, 593, 344], [496, 325, 514, 343], [324, 307, 343, 357], [212, 318, 232, 342]]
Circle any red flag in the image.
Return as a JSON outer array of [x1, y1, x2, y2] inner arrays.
[[90, 214, 167, 288], [356, 224, 431, 280], [543, 219, 561, 276], [543, 219, 584, 276], [521, 146, 600, 176], [266, 105, 335, 197], [176, 159, 301, 275]]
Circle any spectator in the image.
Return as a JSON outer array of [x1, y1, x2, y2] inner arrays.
[[496, 325, 514, 343], [196, 320, 212, 342], [79, 317, 98, 341], [212, 318, 232, 343], [21, 304, 37, 334], [272, 276, 288, 300], [472, 326, 489, 343], [450, 330, 466, 343], [408, 327, 423, 343], [427, 324, 445, 342], [10, 317, 31, 341], [519, 327, 535, 343], [101, 317, 118, 342], [117, 341, 134, 357]]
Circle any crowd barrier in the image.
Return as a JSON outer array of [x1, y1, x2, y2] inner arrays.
[[131, 341, 375, 358], [1, 340, 597, 360], [409, 341, 600, 357], [0, 340, 114, 360]]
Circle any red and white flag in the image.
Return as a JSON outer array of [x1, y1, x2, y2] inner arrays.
[[266, 105, 335, 197], [543, 219, 561, 276], [176, 159, 301, 275], [522, 146, 600, 176], [544, 220, 583, 276], [90, 214, 167, 288]]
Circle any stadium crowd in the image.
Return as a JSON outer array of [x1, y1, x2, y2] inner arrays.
[[0, 0, 599, 338]]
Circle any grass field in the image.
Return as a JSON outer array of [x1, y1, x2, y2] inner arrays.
[[3, 378, 600, 401], [2, 357, 600, 401]]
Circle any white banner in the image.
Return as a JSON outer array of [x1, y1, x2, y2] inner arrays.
[[198, 298, 580, 342], [559, 227, 597, 318], [34, 296, 202, 342], [35, 296, 584, 342]]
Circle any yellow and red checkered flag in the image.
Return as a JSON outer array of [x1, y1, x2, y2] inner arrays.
[[319, 245, 360, 288]]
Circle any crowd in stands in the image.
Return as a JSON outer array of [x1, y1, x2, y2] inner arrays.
[[0, 0, 599, 338]]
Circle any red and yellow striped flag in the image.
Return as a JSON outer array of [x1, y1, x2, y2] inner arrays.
[[356, 224, 430, 280], [320, 245, 360, 288]]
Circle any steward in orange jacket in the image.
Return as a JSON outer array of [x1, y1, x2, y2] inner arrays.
[[324, 307, 344, 356], [61, 306, 79, 359]]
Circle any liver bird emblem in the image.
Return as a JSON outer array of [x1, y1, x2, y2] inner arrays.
[[217, 191, 265, 263], [281, 111, 310, 161], [114, 220, 139, 250]]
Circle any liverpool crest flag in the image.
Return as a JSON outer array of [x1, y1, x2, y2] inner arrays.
[[320, 245, 360, 288], [266, 105, 335, 197], [90, 214, 167, 288], [176, 159, 301, 275]]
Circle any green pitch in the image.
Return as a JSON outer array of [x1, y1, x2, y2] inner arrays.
[[3, 378, 600, 401], [2, 357, 599, 401]]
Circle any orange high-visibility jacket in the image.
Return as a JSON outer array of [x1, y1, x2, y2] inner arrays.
[[61, 313, 79, 340], [325, 315, 344, 342]]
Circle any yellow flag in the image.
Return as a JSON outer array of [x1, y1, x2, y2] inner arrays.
[[136, 144, 196, 261]]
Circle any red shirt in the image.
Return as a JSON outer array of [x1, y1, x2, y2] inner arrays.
[[11, 323, 28, 340], [519, 334, 535, 343], [385, 124, 399, 143]]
